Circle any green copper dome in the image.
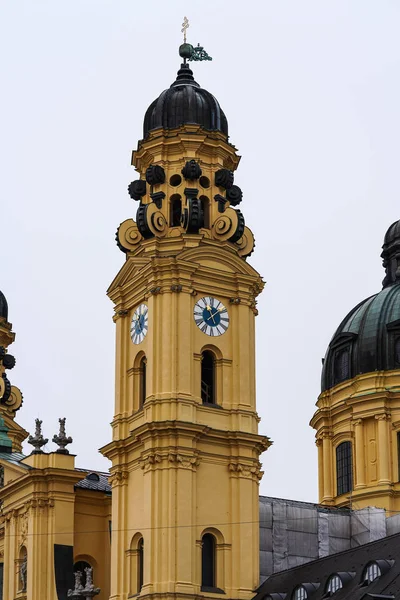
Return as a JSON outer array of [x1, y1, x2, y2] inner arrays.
[[321, 220, 400, 391]]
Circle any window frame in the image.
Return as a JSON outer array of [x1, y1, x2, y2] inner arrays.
[[201, 533, 216, 590], [336, 441, 353, 496], [201, 351, 216, 405]]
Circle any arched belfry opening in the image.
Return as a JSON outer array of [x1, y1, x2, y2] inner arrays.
[[139, 356, 147, 407], [170, 194, 182, 227], [199, 196, 210, 229], [201, 351, 216, 404]]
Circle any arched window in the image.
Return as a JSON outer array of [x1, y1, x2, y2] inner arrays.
[[139, 357, 147, 407], [363, 562, 381, 584], [200, 196, 210, 229], [129, 535, 144, 596], [201, 351, 216, 405], [334, 348, 350, 385], [170, 194, 182, 227], [362, 560, 393, 585], [325, 574, 342, 595], [292, 586, 307, 600], [201, 533, 216, 589], [18, 546, 27, 593], [336, 442, 353, 496], [138, 537, 144, 592], [73, 561, 91, 588]]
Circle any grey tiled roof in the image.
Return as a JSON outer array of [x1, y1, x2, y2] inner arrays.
[[74, 469, 111, 494], [254, 530, 400, 600], [0, 451, 30, 468]]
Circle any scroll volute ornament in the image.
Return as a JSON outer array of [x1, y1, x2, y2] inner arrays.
[[3, 385, 23, 415], [116, 219, 143, 252], [236, 226, 255, 258], [211, 207, 245, 244], [137, 203, 167, 239]]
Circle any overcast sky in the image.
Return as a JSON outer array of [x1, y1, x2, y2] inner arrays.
[[1, 0, 399, 503]]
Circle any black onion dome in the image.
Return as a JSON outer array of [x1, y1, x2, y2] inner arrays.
[[143, 63, 228, 138], [0, 291, 8, 321], [321, 220, 400, 391]]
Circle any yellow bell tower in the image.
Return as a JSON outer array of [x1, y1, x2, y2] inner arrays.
[[101, 42, 271, 600]]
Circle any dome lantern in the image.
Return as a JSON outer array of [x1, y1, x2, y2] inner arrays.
[[142, 34, 227, 139]]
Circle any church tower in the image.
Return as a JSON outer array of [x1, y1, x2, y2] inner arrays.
[[311, 219, 400, 512], [101, 41, 270, 600]]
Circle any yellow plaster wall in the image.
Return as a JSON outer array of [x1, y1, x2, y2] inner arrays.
[[74, 489, 112, 600], [311, 370, 400, 511], [102, 125, 271, 600]]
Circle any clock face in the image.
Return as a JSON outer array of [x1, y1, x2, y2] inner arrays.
[[194, 296, 229, 337], [131, 303, 149, 345]]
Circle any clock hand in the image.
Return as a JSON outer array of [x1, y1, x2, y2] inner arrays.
[[205, 305, 216, 325]]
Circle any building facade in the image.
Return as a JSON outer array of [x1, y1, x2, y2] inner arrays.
[[1, 39, 400, 600]]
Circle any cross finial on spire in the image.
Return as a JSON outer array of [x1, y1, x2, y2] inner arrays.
[[181, 16, 189, 43]]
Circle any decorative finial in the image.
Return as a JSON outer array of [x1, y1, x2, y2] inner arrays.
[[52, 417, 73, 454], [181, 16, 189, 43], [28, 418, 48, 454], [178, 19, 212, 64]]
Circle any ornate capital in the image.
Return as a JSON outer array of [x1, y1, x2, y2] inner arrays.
[[109, 470, 129, 487], [140, 451, 200, 472], [375, 413, 390, 422], [228, 460, 263, 481]]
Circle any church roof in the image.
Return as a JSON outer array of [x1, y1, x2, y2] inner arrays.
[[143, 62, 228, 139], [75, 468, 111, 493], [321, 219, 400, 391], [254, 529, 400, 600]]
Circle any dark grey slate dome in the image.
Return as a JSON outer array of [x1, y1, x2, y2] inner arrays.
[[322, 219, 400, 391], [143, 63, 228, 139], [0, 291, 8, 321]]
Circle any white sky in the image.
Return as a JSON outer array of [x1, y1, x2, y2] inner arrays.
[[1, 0, 399, 502]]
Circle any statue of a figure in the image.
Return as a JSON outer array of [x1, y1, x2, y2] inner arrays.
[[82, 566, 100, 597], [84, 566, 94, 590], [74, 570, 84, 592], [67, 570, 84, 598], [19, 555, 27, 592]]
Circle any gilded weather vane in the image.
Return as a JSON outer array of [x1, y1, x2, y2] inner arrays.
[[179, 17, 212, 62]]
